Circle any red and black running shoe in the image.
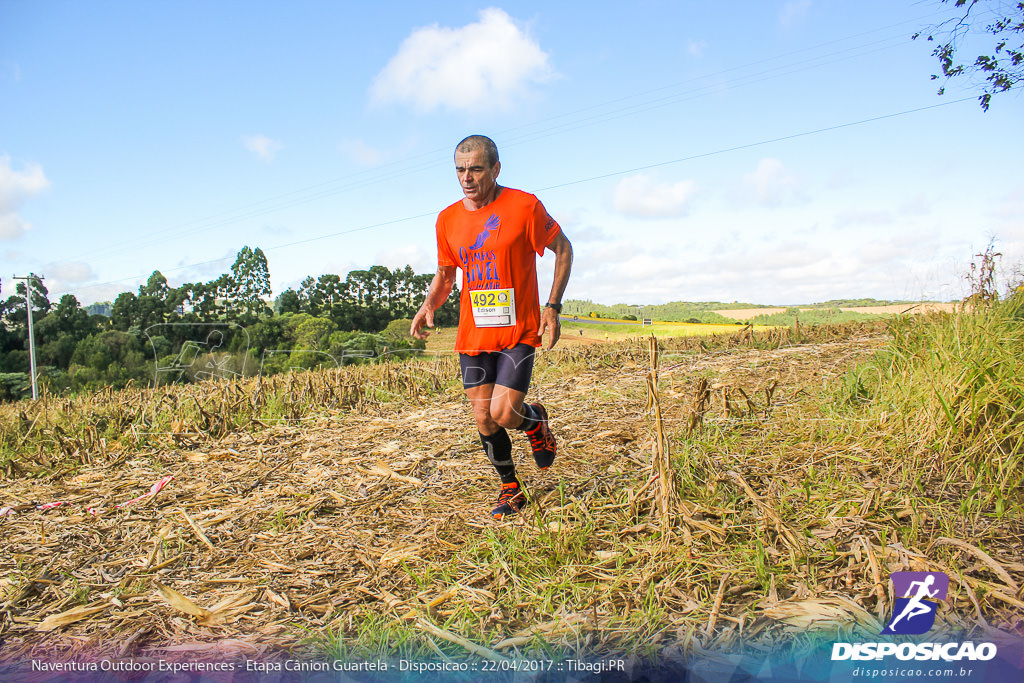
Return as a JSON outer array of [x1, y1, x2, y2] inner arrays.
[[491, 482, 528, 520], [525, 402, 556, 469]]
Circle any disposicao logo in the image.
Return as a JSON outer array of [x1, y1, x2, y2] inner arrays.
[[882, 571, 949, 635], [831, 571, 998, 662]]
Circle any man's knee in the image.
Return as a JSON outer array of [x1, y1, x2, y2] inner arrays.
[[466, 399, 496, 431], [489, 402, 523, 429]]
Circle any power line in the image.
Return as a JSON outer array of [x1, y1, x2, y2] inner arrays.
[[54, 95, 976, 299], [538, 96, 977, 192], [52, 11, 954, 266]]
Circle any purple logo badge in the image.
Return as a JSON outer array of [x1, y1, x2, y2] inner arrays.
[[881, 572, 949, 635]]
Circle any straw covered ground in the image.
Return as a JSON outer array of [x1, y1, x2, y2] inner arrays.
[[1, 321, 1021, 665]]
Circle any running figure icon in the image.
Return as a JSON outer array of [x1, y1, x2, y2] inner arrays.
[[887, 575, 938, 630], [882, 571, 949, 635]]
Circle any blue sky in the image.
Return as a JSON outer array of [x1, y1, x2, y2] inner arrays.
[[1, 0, 1022, 307]]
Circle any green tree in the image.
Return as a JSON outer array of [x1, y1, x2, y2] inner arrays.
[[228, 246, 272, 322], [296, 276, 319, 314], [34, 295, 98, 369], [247, 316, 289, 352], [140, 270, 170, 299], [69, 331, 148, 389], [292, 316, 336, 350], [274, 288, 301, 314], [190, 275, 233, 321], [50, 294, 93, 335], [394, 265, 418, 316], [110, 292, 138, 331], [315, 274, 347, 318], [380, 318, 427, 351], [0, 373, 32, 401], [914, 0, 1024, 110], [1, 275, 50, 329]]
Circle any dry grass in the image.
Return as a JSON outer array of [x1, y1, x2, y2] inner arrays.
[[1, 320, 1020, 665]]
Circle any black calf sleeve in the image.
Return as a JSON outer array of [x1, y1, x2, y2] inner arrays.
[[480, 428, 518, 484]]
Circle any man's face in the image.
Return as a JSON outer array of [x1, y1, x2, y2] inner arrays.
[[455, 148, 500, 205]]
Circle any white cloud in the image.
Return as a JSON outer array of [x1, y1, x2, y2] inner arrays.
[[376, 244, 434, 275], [993, 184, 1024, 222], [856, 232, 938, 266], [570, 225, 608, 243], [341, 139, 387, 166], [46, 261, 95, 284], [559, 227, 970, 305], [42, 261, 97, 300], [175, 250, 236, 282], [370, 8, 555, 114], [613, 173, 697, 217], [743, 158, 803, 206], [549, 206, 584, 229], [0, 154, 50, 241], [63, 282, 129, 307], [898, 194, 931, 217], [242, 135, 284, 162], [989, 189, 1024, 280], [590, 242, 641, 266], [834, 209, 895, 229], [779, 0, 812, 28], [687, 39, 708, 58], [260, 222, 293, 237]]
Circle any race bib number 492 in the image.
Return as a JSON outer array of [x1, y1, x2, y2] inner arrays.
[[470, 288, 516, 327]]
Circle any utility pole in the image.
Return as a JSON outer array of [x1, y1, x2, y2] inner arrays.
[[14, 273, 43, 400]]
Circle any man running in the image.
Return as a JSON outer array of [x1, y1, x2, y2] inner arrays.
[[411, 135, 573, 519]]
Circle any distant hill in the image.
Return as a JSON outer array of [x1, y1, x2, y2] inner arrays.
[[561, 300, 746, 324], [805, 298, 917, 308]]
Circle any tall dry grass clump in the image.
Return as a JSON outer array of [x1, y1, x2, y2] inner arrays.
[[865, 258, 1023, 510]]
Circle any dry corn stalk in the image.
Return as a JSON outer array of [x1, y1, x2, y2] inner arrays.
[[647, 336, 677, 526], [687, 377, 711, 434]]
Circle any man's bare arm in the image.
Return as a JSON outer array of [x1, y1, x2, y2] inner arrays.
[[410, 265, 457, 340], [538, 232, 573, 350]]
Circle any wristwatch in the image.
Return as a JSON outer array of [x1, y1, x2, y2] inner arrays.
[[545, 302, 563, 313]]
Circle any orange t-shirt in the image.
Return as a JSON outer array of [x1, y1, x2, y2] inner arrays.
[[436, 188, 561, 354]]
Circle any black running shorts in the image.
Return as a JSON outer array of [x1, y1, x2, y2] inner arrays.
[[459, 343, 536, 394]]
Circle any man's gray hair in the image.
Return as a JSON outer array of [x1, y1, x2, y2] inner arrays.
[[455, 135, 499, 167]]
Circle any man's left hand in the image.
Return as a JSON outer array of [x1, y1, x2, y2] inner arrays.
[[539, 306, 561, 350]]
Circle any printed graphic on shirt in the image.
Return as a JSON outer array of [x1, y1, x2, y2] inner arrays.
[[458, 214, 503, 291], [470, 214, 500, 249]]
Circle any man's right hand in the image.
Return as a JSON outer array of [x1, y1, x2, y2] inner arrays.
[[410, 306, 435, 340], [411, 265, 455, 340]]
